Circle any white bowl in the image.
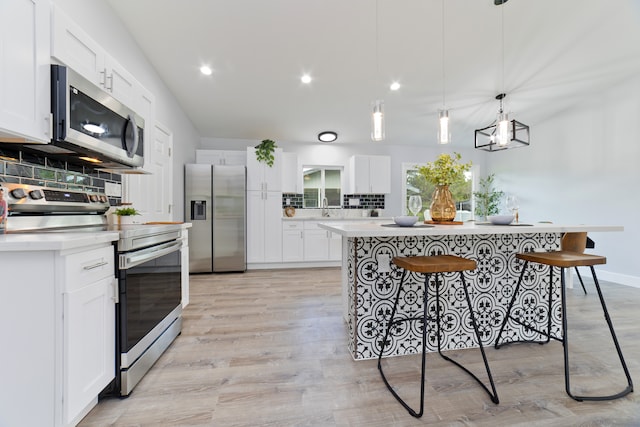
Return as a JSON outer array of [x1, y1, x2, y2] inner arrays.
[[487, 214, 515, 225], [393, 216, 418, 227]]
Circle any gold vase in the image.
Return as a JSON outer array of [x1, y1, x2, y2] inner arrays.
[[429, 185, 456, 222]]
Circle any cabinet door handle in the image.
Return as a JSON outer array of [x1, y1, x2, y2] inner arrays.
[[99, 68, 107, 87], [113, 279, 119, 303], [106, 74, 114, 92], [83, 260, 108, 270]]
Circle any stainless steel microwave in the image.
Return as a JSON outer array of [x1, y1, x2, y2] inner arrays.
[[50, 64, 144, 168]]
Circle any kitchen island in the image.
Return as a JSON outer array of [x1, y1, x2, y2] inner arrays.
[[318, 221, 622, 361]]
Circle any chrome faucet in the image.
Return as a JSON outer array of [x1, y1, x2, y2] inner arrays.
[[321, 197, 329, 217]]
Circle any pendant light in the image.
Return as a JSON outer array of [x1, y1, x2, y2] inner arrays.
[[474, 0, 529, 152], [437, 0, 451, 145], [371, 0, 385, 141]]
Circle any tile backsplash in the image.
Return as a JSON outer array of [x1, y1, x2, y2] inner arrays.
[[282, 193, 385, 210], [0, 145, 123, 205]]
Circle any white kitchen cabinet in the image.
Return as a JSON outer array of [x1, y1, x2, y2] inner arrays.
[[302, 221, 342, 262], [0, 239, 117, 427], [247, 147, 282, 192], [196, 149, 246, 165], [349, 155, 391, 194], [247, 190, 283, 264], [0, 0, 51, 143], [281, 152, 300, 193], [51, 5, 140, 108], [282, 221, 304, 262]]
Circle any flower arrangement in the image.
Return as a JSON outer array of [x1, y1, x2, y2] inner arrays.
[[417, 152, 472, 186]]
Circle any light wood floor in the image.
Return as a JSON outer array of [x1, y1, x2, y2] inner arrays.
[[79, 268, 640, 427]]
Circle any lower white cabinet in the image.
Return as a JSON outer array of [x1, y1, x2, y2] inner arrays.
[[0, 239, 117, 427], [247, 190, 283, 263], [282, 221, 304, 262], [64, 276, 116, 424], [281, 220, 343, 263]]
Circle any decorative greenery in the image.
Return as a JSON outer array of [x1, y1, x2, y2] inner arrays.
[[255, 139, 277, 167], [473, 174, 503, 219], [417, 152, 472, 186], [114, 207, 140, 216]]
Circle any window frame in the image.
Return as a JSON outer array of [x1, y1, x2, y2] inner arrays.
[[302, 165, 343, 208]]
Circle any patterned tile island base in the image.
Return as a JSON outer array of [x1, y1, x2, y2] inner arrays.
[[345, 233, 563, 360]]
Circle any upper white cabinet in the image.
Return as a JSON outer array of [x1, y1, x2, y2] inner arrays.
[[246, 146, 282, 192], [349, 155, 391, 194], [196, 149, 246, 166], [51, 5, 139, 109], [281, 152, 300, 193], [0, 0, 51, 143]]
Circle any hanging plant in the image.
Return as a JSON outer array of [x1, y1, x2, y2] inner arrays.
[[255, 139, 277, 167]]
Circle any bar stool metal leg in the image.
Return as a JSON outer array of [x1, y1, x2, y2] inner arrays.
[[434, 272, 499, 403], [495, 261, 557, 349], [377, 269, 428, 418], [561, 267, 633, 401]]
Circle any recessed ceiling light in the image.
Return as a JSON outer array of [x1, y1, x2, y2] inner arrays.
[[390, 81, 401, 91], [301, 74, 312, 84], [318, 131, 338, 142], [200, 65, 212, 76]]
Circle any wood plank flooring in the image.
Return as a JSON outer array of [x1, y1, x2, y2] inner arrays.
[[79, 268, 640, 426]]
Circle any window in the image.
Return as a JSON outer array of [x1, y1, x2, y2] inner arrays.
[[303, 167, 342, 208], [402, 163, 475, 221]]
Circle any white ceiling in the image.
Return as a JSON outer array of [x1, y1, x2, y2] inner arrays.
[[107, 0, 640, 147]]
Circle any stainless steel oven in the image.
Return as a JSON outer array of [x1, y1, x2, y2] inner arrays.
[[116, 227, 184, 396], [3, 183, 185, 397]]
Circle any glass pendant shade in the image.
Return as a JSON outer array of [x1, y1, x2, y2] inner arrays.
[[371, 100, 385, 141], [438, 109, 451, 144]]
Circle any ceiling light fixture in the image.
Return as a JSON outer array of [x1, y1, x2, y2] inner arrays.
[[474, 1, 529, 152], [199, 65, 212, 76], [318, 131, 338, 143], [371, 0, 384, 141], [437, 0, 450, 145], [301, 74, 312, 84]]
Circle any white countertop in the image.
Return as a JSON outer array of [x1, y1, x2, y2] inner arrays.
[[282, 216, 392, 221], [318, 220, 624, 238], [0, 231, 120, 252]]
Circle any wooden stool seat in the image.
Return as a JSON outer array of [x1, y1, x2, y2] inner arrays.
[[392, 255, 476, 273], [379, 254, 498, 418], [516, 251, 606, 268]]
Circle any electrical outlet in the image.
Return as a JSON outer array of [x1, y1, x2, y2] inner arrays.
[[349, 198, 360, 206], [377, 254, 391, 273]]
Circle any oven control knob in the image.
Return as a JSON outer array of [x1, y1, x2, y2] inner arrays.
[[29, 190, 44, 200], [89, 194, 98, 202], [99, 195, 108, 203], [10, 188, 27, 199]]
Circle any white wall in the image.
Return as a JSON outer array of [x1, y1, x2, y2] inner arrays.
[[486, 75, 640, 286], [53, 0, 201, 221]]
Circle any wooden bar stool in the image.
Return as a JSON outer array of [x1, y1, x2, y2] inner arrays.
[[494, 232, 633, 401], [377, 254, 499, 418]]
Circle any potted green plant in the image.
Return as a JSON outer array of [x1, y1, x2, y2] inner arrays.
[[473, 173, 503, 221], [114, 206, 140, 226], [254, 139, 277, 167], [417, 152, 472, 222]]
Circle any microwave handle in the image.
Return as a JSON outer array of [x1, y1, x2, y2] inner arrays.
[[123, 114, 139, 159]]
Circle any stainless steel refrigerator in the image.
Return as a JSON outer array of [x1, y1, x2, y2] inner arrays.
[[185, 164, 246, 273]]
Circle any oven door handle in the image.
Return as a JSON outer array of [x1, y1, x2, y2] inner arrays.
[[119, 240, 183, 269]]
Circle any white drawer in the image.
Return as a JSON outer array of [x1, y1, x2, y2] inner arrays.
[[282, 221, 303, 230], [63, 245, 115, 292]]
